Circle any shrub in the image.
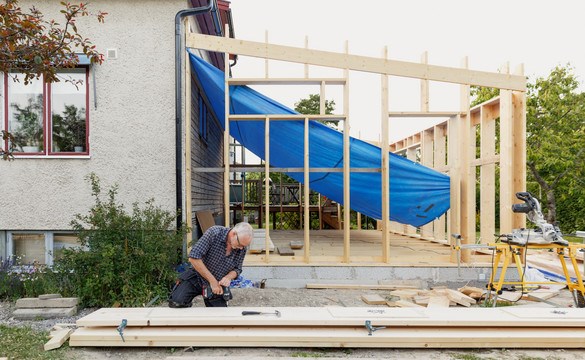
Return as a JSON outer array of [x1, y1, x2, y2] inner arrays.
[[52, 173, 185, 307], [0, 257, 60, 301]]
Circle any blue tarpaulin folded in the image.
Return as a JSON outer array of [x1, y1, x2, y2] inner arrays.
[[189, 52, 450, 227]]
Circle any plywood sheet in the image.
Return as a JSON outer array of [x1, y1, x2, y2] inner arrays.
[[195, 211, 215, 233]]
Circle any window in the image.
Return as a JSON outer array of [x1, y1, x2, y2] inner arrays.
[[198, 94, 208, 141], [3, 68, 89, 156]]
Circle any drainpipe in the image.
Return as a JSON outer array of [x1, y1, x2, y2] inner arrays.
[[175, 0, 216, 257]]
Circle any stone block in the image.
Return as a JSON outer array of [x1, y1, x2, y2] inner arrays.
[[15, 297, 78, 309], [12, 306, 78, 320]]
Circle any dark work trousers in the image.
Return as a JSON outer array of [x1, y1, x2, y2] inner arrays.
[[169, 276, 228, 308]]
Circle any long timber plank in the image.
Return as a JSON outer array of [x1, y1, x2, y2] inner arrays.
[[69, 326, 585, 348], [76, 307, 585, 328]]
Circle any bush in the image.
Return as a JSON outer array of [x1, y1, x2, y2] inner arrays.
[[0, 257, 60, 301], [52, 173, 185, 307]]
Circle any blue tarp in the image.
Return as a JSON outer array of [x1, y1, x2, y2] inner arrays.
[[189, 52, 450, 227]]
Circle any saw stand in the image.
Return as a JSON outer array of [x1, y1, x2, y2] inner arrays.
[[453, 237, 585, 308]]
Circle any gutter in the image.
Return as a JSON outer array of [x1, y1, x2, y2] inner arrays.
[[175, 0, 216, 256]]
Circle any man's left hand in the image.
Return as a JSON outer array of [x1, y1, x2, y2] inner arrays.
[[219, 276, 231, 287]]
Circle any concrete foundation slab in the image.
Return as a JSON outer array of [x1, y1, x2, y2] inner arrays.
[[13, 306, 78, 320]]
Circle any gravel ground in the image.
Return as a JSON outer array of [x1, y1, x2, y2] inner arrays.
[[2, 287, 585, 359]]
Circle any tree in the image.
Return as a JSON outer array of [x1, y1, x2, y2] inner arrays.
[[0, 0, 106, 159], [471, 66, 585, 232], [294, 94, 337, 128], [526, 65, 585, 229]]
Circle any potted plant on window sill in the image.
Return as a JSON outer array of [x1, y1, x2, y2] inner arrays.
[[11, 99, 43, 153], [53, 104, 86, 153]]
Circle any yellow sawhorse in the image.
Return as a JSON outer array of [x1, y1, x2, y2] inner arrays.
[[485, 242, 585, 307]]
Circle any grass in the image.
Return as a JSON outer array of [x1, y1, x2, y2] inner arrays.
[[0, 324, 69, 360]]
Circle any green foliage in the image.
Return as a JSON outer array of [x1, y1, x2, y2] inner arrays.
[[470, 86, 499, 107], [525, 65, 585, 230], [11, 94, 44, 150], [0, 325, 69, 360], [52, 104, 86, 151], [0, 257, 60, 301], [294, 93, 336, 128], [52, 173, 185, 307]]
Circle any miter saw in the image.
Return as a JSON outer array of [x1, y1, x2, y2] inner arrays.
[[506, 192, 568, 246]]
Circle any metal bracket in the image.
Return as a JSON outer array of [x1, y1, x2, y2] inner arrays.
[[117, 318, 128, 342], [365, 320, 386, 336]]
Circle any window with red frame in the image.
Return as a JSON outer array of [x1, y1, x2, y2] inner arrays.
[[3, 67, 89, 155]]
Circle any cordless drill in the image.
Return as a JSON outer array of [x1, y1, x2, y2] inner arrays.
[[203, 285, 232, 301]]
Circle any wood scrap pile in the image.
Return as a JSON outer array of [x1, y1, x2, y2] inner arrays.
[[67, 306, 585, 348], [361, 286, 479, 308]]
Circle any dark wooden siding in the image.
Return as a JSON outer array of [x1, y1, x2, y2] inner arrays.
[[190, 74, 224, 239]]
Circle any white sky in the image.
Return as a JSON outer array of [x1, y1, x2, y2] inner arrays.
[[228, 0, 585, 143]]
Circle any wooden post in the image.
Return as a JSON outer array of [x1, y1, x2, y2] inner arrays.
[[342, 41, 350, 263], [480, 104, 496, 245], [512, 64, 527, 230], [264, 116, 270, 263], [420, 129, 434, 239], [499, 62, 514, 235], [304, 116, 310, 263], [223, 26, 230, 227], [433, 124, 447, 242], [459, 57, 473, 262], [381, 46, 390, 263]]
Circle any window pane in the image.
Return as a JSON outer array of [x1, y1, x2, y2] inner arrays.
[[53, 233, 83, 260], [13, 233, 46, 265], [51, 69, 87, 153], [8, 76, 44, 153]]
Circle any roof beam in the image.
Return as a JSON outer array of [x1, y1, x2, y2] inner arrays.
[[186, 33, 526, 91]]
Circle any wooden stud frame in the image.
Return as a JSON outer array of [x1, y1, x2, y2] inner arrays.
[[186, 32, 526, 266]]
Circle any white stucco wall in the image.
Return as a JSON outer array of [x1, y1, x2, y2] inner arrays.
[[0, 0, 193, 230]]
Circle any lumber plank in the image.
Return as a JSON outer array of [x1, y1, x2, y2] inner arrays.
[[44, 328, 74, 351], [361, 294, 387, 305], [69, 326, 585, 348], [75, 306, 585, 328], [306, 283, 415, 290], [427, 295, 450, 308]]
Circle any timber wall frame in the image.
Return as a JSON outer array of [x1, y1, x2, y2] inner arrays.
[[185, 30, 526, 266]]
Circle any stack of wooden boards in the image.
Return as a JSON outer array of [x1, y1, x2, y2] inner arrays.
[[69, 306, 585, 348]]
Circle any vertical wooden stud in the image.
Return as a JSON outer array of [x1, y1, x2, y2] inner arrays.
[[264, 116, 270, 262], [512, 64, 527, 229], [343, 40, 351, 263], [223, 25, 230, 227], [381, 46, 390, 263], [499, 62, 514, 235], [304, 117, 310, 263]]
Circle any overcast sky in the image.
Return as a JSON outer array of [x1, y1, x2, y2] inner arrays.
[[228, 0, 585, 142]]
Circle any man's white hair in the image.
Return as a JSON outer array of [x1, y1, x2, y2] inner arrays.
[[233, 222, 254, 241]]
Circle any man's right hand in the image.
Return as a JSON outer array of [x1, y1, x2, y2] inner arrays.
[[211, 282, 223, 295]]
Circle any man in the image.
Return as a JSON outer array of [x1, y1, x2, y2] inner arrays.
[[169, 222, 254, 308]]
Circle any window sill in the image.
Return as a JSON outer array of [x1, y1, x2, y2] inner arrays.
[[14, 154, 91, 159]]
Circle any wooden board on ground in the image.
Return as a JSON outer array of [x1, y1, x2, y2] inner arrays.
[[427, 295, 450, 308], [75, 306, 585, 328], [195, 211, 215, 233], [307, 283, 418, 290], [69, 325, 585, 348], [360, 294, 387, 305], [44, 328, 74, 351]]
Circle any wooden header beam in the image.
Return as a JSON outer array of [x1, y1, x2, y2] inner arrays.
[[187, 33, 526, 91]]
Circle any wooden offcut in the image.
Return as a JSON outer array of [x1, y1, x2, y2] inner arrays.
[[44, 328, 74, 351], [360, 294, 387, 305], [195, 210, 215, 233]]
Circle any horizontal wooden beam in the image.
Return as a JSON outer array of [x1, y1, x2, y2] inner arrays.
[[187, 34, 526, 91], [192, 167, 381, 173], [229, 114, 346, 121], [388, 111, 461, 118], [229, 78, 346, 85]]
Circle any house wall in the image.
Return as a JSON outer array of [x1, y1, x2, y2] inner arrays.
[[0, 0, 195, 231], [190, 76, 224, 238]]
